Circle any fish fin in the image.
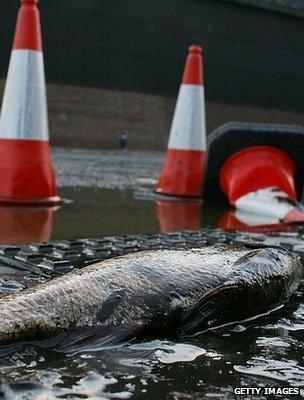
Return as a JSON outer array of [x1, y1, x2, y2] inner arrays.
[[55, 323, 142, 355], [180, 284, 249, 336]]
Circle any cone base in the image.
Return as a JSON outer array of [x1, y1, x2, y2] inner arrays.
[[0, 195, 62, 207], [155, 149, 204, 198]]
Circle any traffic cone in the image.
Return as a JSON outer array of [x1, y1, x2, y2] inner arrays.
[[219, 146, 304, 222], [203, 123, 304, 224], [155, 45, 206, 198], [0, 0, 61, 206]]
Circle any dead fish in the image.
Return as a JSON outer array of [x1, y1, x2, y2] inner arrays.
[[0, 246, 302, 346]]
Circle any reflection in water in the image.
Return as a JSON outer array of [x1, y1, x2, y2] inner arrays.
[[0, 264, 302, 398], [0, 206, 58, 245], [218, 208, 293, 233], [0, 189, 303, 398], [128, 341, 206, 365], [155, 201, 201, 232], [263, 302, 304, 332], [0, 340, 207, 399], [234, 358, 304, 386], [0, 294, 304, 399]]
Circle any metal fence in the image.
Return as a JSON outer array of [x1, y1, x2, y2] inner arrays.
[[0, 0, 303, 109]]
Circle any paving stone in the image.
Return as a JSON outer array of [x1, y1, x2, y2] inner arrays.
[[54, 240, 85, 250], [28, 243, 55, 253], [51, 249, 82, 260], [15, 252, 45, 263]]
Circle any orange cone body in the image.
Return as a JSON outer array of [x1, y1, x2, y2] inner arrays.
[[219, 146, 304, 223], [0, 0, 61, 205], [155, 45, 206, 198]]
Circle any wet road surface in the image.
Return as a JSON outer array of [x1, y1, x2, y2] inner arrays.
[[0, 148, 303, 399]]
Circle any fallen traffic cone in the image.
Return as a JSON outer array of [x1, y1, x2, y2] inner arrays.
[[219, 146, 304, 222], [203, 123, 304, 223], [0, 0, 61, 206], [155, 45, 206, 198]]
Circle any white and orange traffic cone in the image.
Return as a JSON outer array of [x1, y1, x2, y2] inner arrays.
[[155, 45, 206, 198], [203, 123, 304, 224], [219, 146, 304, 223], [0, 0, 61, 206]]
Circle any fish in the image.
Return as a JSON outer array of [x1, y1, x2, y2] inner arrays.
[[0, 246, 302, 347]]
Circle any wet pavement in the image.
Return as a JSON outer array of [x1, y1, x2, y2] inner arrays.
[[0, 226, 304, 399], [0, 148, 303, 399], [52, 148, 163, 191], [51, 149, 225, 241]]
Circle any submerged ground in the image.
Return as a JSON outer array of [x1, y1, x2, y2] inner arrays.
[[0, 148, 303, 399]]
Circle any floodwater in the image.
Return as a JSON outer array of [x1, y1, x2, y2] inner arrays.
[[0, 187, 303, 399], [52, 188, 226, 240], [0, 188, 226, 245], [0, 148, 303, 399]]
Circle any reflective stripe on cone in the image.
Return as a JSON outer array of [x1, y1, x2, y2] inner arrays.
[[0, 50, 48, 141]]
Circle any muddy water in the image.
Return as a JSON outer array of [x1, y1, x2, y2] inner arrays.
[[0, 295, 303, 399], [51, 188, 225, 242], [52, 188, 161, 240], [0, 188, 303, 399], [0, 188, 226, 245]]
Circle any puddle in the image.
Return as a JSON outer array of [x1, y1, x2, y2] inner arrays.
[[0, 171, 303, 398], [0, 188, 226, 245], [52, 188, 161, 240]]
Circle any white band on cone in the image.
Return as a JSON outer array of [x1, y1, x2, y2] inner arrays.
[[0, 49, 49, 141], [235, 187, 303, 220], [168, 84, 206, 151]]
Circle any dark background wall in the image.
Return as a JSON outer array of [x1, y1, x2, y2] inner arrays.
[[0, 0, 303, 110]]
